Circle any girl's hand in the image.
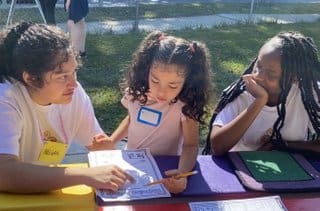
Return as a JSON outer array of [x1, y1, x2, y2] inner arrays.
[[87, 133, 116, 151], [83, 165, 135, 192], [162, 169, 187, 194], [257, 128, 274, 151], [242, 74, 268, 102], [257, 141, 274, 151]]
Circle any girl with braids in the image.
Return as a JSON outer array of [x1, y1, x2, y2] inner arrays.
[[94, 31, 212, 193], [0, 22, 134, 193], [203, 31, 320, 156]]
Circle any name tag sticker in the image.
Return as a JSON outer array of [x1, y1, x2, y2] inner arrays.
[[137, 107, 162, 127], [38, 141, 68, 164]]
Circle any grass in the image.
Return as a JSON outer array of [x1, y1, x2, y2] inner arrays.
[[1, 2, 319, 146], [0, 2, 320, 25], [76, 20, 320, 146]]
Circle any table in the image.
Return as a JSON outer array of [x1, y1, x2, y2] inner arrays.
[[1, 154, 319, 211], [97, 192, 320, 211], [96, 154, 320, 211]]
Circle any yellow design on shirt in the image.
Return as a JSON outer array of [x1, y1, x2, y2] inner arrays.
[[43, 130, 59, 142]]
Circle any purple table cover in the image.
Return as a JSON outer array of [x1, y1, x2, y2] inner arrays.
[[154, 155, 246, 196], [308, 158, 320, 172]]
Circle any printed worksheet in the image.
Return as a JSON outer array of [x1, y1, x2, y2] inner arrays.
[[189, 195, 287, 211], [88, 149, 170, 202]]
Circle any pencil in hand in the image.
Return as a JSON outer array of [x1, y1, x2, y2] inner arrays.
[[145, 170, 198, 186]]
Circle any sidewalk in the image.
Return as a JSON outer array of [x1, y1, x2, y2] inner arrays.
[[57, 13, 320, 34]]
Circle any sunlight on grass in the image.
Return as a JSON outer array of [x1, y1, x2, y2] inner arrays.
[[77, 20, 320, 145], [86, 87, 126, 132], [1, 2, 319, 148], [144, 11, 157, 19], [221, 60, 246, 75], [1, 2, 319, 25], [89, 88, 120, 106]]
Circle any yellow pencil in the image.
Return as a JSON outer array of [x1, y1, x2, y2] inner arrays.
[[145, 170, 198, 186]]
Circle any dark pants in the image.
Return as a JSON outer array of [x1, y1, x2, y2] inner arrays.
[[39, 0, 58, 25]]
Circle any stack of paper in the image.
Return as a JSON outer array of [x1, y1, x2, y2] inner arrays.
[[189, 195, 287, 211]]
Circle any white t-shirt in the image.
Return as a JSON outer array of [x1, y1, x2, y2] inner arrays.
[[121, 92, 186, 155], [0, 79, 103, 163], [213, 83, 312, 151]]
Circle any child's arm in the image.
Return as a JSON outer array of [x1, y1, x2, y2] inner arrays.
[[110, 115, 130, 145], [162, 118, 198, 194], [211, 74, 268, 155], [178, 117, 199, 173]]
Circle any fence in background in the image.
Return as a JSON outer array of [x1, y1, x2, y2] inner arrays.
[[0, 0, 136, 7], [0, 0, 319, 31], [0, 0, 140, 31]]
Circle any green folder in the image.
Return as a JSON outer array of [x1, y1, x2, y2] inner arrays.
[[239, 151, 312, 182]]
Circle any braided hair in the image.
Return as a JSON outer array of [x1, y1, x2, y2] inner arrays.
[[0, 22, 75, 87], [202, 31, 320, 155], [126, 30, 212, 122]]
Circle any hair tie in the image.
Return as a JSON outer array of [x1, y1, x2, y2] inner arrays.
[[4, 22, 33, 50], [3, 22, 33, 75]]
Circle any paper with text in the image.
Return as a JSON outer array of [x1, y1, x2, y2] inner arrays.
[[189, 195, 287, 211], [88, 149, 170, 202]]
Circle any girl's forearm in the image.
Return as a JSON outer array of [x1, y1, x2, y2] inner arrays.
[[211, 97, 267, 155], [110, 115, 130, 144], [178, 144, 198, 173]]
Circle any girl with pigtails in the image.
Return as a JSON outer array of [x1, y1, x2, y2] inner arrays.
[[94, 31, 213, 193], [202, 31, 320, 156]]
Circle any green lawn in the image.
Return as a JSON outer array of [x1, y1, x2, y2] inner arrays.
[[0, 2, 319, 25], [77, 20, 320, 145], [1, 2, 319, 145]]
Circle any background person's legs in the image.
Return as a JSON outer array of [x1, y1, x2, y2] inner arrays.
[[68, 18, 87, 56], [39, 0, 58, 25]]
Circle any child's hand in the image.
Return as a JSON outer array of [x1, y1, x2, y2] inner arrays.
[[84, 165, 135, 191], [162, 169, 187, 194], [87, 133, 116, 151], [242, 74, 268, 102], [257, 128, 274, 151], [257, 141, 274, 151]]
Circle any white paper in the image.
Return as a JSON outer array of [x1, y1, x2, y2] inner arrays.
[[88, 149, 171, 202], [189, 195, 287, 211]]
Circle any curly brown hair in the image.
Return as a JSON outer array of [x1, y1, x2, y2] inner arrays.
[[125, 30, 213, 123], [0, 22, 77, 88]]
